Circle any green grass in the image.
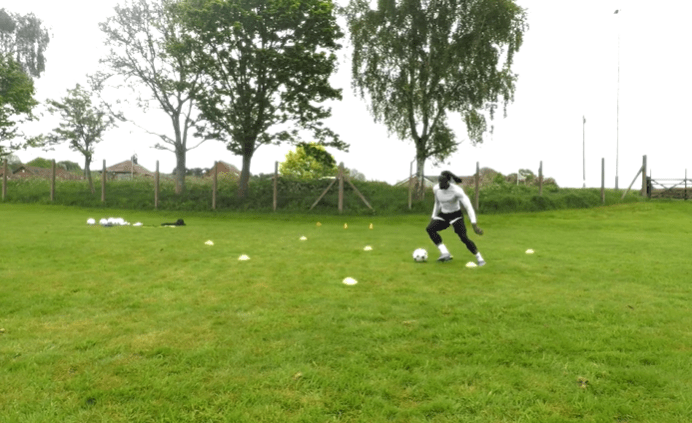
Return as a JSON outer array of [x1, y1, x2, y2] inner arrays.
[[2, 202, 692, 422]]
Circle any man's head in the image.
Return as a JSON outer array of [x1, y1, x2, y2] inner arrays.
[[439, 171, 462, 189]]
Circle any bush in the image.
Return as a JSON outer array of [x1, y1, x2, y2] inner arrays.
[[1, 176, 647, 215]]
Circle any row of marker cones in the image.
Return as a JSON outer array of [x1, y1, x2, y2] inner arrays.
[[315, 222, 374, 229]]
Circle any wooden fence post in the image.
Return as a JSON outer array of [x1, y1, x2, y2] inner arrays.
[[2, 159, 7, 201], [641, 155, 647, 197], [273, 161, 278, 211], [408, 160, 413, 210], [50, 160, 56, 202], [212, 161, 218, 210], [601, 158, 605, 204], [474, 162, 480, 212], [101, 160, 106, 203], [338, 162, 344, 214], [155, 161, 160, 209], [538, 161, 543, 196]]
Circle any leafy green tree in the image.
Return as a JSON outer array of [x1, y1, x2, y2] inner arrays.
[[0, 8, 50, 78], [95, 0, 206, 194], [2, 152, 20, 169], [348, 167, 366, 181], [172, 0, 347, 198], [45, 84, 118, 193], [0, 8, 49, 156], [518, 168, 535, 183], [57, 160, 81, 172], [344, 0, 526, 198], [26, 156, 52, 168], [0, 55, 38, 157], [280, 143, 338, 180]]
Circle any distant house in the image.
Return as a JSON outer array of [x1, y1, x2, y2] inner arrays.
[[104, 160, 155, 180], [206, 161, 241, 178], [10, 165, 82, 180], [395, 175, 438, 189]]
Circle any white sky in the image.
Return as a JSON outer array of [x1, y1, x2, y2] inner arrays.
[[6, 0, 692, 187]]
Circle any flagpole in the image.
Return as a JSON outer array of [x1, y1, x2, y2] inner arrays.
[[583, 116, 586, 188], [614, 9, 621, 190]]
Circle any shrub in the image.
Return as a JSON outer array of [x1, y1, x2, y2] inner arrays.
[[1, 176, 647, 214]]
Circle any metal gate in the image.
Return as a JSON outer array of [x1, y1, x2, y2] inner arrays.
[[647, 177, 691, 200]]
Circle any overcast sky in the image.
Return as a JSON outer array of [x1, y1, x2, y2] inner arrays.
[[6, 0, 692, 187]]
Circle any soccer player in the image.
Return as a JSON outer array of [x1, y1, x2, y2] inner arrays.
[[426, 170, 485, 265]]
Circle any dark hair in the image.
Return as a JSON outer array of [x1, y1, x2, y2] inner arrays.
[[440, 171, 462, 184]]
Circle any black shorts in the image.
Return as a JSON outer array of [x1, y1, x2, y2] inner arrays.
[[432, 210, 464, 227]]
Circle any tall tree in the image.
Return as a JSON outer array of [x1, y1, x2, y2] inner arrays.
[[3, 152, 21, 169], [45, 84, 118, 193], [173, 0, 347, 198], [280, 142, 338, 179], [0, 54, 37, 157], [0, 8, 49, 157], [95, 0, 206, 194], [345, 0, 526, 197], [57, 160, 81, 172], [0, 8, 50, 78]]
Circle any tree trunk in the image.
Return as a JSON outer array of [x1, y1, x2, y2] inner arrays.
[[414, 152, 427, 201], [84, 157, 95, 194], [238, 152, 253, 199], [175, 148, 186, 194]]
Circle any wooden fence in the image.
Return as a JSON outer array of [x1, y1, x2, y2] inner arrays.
[[1, 156, 655, 209], [1, 159, 372, 213]]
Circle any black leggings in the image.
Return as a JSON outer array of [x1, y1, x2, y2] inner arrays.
[[426, 211, 478, 255]]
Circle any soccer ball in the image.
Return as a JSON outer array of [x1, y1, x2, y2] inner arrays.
[[412, 248, 428, 262]]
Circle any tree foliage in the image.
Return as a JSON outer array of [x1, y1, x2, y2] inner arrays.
[[173, 0, 347, 198], [26, 156, 52, 168], [0, 8, 50, 79], [2, 152, 20, 168], [0, 54, 37, 156], [344, 0, 527, 196], [280, 142, 338, 179], [57, 160, 81, 172], [95, 0, 206, 194], [0, 8, 49, 157], [45, 84, 118, 193]]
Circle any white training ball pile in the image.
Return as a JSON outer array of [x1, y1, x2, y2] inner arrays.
[[98, 217, 130, 227], [238, 254, 250, 261], [86, 218, 96, 225], [205, 240, 214, 246], [465, 262, 478, 268], [363, 246, 373, 251], [299, 236, 307, 241], [526, 249, 535, 254]]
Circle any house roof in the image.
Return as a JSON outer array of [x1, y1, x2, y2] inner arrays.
[[206, 161, 241, 177], [105, 160, 154, 176], [395, 174, 477, 187], [11, 165, 81, 180], [394, 175, 437, 187]]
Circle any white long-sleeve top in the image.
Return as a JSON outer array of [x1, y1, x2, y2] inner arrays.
[[431, 183, 477, 224]]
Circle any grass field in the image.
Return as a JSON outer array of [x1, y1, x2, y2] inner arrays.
[[2, 202, 692, 422]]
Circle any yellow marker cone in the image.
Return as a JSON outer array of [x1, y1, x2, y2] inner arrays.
[[344, 223, 348, 229], [369, 223, 373, 229], [316, 222, 322, 227]]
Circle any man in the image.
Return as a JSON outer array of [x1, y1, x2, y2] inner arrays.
[[426, 170, 485, 265]]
